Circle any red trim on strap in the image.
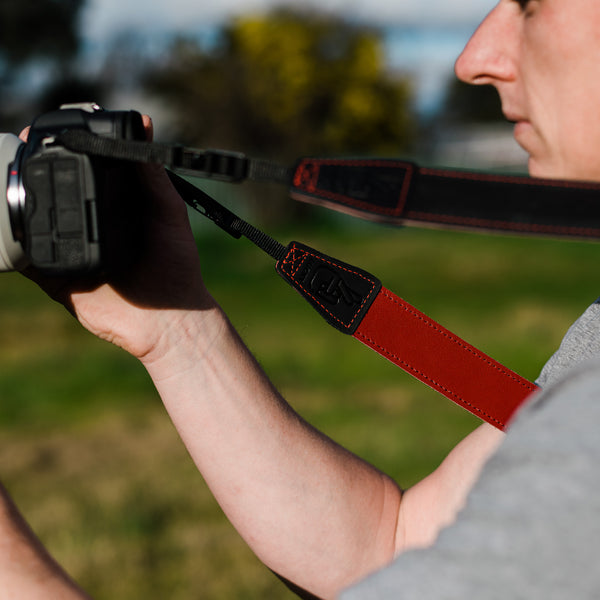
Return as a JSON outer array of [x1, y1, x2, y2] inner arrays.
[[353, 288, 538, 430]]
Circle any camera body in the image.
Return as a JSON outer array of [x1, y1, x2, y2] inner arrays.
[[0, 103, 145, 273]]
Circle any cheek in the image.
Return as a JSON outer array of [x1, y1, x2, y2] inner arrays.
[[519, 4, 600, 179], [524, 64, 600, 178], [554, 91, 600, 180]]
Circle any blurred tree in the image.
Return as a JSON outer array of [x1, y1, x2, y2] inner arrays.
[[145, 8, 415, 223], [145, 8, 415, 160], [0, 0, 88, 130], [0, 0, 84, 68]]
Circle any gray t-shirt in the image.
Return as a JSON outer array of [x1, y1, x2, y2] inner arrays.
[[342, 301, 600, 600], [536, 298, 600, 388]]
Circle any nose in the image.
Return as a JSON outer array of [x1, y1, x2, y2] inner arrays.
[[455, 3, 517, 85]]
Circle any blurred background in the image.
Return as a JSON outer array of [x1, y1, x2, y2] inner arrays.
[[2, 1, 599, 599]]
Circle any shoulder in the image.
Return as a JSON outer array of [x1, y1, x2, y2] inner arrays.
[[342, 359, 600, 600]]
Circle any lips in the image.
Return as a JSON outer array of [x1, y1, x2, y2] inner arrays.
[[502, 108, 533, 149], [502, 109, 527, 124], [513, 120, 532, 135], [513, 119, 533, 138]]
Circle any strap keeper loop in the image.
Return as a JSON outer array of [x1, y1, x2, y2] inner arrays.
[[176, 149, 249, 182]]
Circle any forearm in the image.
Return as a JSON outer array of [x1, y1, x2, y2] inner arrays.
[[39, 158, 504, 596], [143, 304, 402, 599], [0, 482, 91, 599]]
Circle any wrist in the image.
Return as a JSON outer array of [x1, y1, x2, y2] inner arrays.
[[138, 299, 230, 382]]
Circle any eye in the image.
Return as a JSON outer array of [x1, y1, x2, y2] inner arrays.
[[515, 0, 539, 15]]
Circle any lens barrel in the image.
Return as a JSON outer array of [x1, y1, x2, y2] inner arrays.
[[0, 134, 28, 271]]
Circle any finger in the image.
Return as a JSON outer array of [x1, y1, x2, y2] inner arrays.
[[142, 115, 154, 142], [19, 126, 30, 142]]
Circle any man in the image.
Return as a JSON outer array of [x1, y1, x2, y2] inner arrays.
[[2, 1, 599, 598], [344, 1, 600, 596]]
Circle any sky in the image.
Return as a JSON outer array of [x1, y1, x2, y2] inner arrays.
[[81, 0, 497, 40], [79, 0, 498, 114]]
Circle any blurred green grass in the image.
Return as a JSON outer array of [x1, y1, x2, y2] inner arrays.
[[1, 221, 600, 599]]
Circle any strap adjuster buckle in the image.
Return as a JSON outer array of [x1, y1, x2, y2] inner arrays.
[[174, 148, 249, 182]]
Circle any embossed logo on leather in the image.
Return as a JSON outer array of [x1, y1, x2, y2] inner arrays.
[[276, 242, 381, 334], [295, 259, 364, 308]]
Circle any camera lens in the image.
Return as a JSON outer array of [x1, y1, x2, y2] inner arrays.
[[0, 134, 28, 271]]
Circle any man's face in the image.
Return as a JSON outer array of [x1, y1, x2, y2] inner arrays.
[[455, 0, 600, 181]]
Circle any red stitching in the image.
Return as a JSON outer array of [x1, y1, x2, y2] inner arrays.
[[298, 158, 413, 169], [284, 247, 309, 279], [354, 328, 504, 427], [355, 289, 538, 427], [420, 167, 600, 191], [405, 210, 600, 236], [378, 291, 535, 391], [293, 160, 320, 193], [293, 162, 600, 236], [292, 159, 414, 218], [281, 245, 378, 330]]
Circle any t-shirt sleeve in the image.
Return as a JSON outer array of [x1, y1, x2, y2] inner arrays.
[[536, 298, 600, 388], [341, 360, 600, 599]]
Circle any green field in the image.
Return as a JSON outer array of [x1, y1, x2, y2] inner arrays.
[[1, 216, 599, 599]]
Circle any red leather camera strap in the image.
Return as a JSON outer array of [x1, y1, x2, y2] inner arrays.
[[275, 241, 537, 431], [354, 288, 537, 430]]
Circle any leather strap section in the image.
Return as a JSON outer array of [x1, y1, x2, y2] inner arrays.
[[276, 242, 537, 430], [276, 242, 381, 334], [291, 158, 600, 240], [353, 288, 538, 430]]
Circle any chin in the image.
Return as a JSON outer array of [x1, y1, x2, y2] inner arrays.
[[526, 158, 551, 179], [527, 158, 570, 181], [528, 156, 600, 183]]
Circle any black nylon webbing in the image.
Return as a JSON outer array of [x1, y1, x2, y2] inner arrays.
[[57, 130, 176, 166], [55, 129, 600, 241], [247, 159, 293, 185], [230, 218, 287, 261], [166, 172, 287, 261]]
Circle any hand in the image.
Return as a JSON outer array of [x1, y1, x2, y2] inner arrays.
[[22, 117, 218, 363]]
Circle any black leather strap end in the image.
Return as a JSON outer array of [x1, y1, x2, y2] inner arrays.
[[275, 242, 382, 334]]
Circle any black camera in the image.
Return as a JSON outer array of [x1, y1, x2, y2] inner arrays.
[[0, 103, 146, 274]]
